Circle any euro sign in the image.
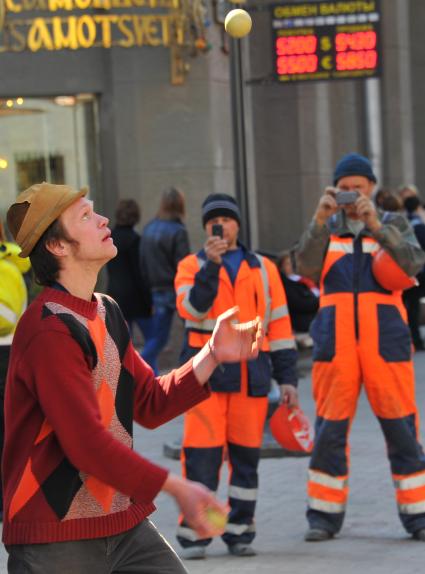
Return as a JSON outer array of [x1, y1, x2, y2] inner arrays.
[[321, 55, 332, 70]]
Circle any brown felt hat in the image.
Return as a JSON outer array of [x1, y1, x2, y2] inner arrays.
[[7, 182, 88, 257]]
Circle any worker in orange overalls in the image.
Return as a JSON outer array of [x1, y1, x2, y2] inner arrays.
[[175, 194, 298, 559], [297, 153, 425, 542]]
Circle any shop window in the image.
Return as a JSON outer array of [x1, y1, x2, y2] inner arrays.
[[15, 153, 65, 192], [0, 95, 99, 232]]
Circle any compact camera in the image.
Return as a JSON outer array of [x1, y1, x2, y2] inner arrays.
[[335, 190, 360, 205]]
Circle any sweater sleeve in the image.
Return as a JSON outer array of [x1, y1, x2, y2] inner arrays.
[[21, 330, 169, 506]]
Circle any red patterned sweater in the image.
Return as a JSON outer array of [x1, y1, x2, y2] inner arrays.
[[2, 287, 210, 545]]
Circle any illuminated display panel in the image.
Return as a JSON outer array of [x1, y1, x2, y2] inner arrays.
[[271, 0, 381, 83]]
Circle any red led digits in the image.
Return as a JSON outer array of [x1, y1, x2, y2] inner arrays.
[[275, 34, 318, 75], [335, 31, 378, 72], [335, 31, 377, 52], [276, 35, 317, 56], [277, 54, 318, 75], [336, 50, 377, 71], [274, 27, 378, 78]]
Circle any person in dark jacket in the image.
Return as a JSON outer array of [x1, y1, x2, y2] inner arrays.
[[107, 199, 152, 342], [276, 250, 319, 334], [402, 195, 425, 351], [140, 187, 190, 374]]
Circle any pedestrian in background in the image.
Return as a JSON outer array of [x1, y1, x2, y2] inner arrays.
[[140, 187, 190, 374], [398, 183, 421, 204], [3, 182, 264, 573], [276, 249, 319, 338], [106, 199, 152, 344], [296, 153, 425, 543], [403, 194, 425, 351], [0, 220, 30, 523], [374, 188, 402, 212], [376, 190, 402, 213], [175, 193, 298, 559]]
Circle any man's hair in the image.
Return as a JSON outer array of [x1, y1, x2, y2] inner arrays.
[[380, 193, 402, 212], [30, 218, 78, 286], [115, 199, 140, 227], [276, 250, 291, 272], [404, 195, 421, 214], [398, 183, 418, 197], [158, 187, 185, 221]]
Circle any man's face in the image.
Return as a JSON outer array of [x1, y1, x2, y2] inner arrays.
[[337, 175, 375, 219], [205, 216, 239, 249], [59, 197, 117, 265]]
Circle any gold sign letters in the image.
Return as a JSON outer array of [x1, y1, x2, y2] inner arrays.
[[0, 0, 186, 51]]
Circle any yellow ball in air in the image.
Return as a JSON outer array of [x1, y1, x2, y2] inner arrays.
[[224, 9, 252, 39]]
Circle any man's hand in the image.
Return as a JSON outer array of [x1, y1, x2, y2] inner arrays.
[[279, 384, 299, 408], [192, 307, 264, 384], [210, 307, 264, 364], [314, 187, 339, 226], [355, 195, 382, 232], [204, 236, 228, 264], [162, 473, 228, 539]]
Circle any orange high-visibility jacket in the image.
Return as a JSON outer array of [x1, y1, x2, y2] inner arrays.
[[175, 246, 297, 396]]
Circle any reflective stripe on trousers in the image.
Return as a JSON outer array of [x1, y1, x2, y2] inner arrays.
[[307, 470, 348, 515], [177, 384, 267, 548], [394, 470, 425, 515]]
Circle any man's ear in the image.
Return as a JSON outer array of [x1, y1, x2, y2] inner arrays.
[[45, 238, 68, 258], [368, 181, 376, 196]]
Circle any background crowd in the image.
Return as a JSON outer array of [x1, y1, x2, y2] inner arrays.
[[1, 163, 425, 571], [103, 180, 425, 368]]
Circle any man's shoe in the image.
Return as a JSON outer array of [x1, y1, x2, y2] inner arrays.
[[180, 547, 206, 560], [304, 528, 334, 542], [228, 543, 257, 557], [413, 529, 425, 541]]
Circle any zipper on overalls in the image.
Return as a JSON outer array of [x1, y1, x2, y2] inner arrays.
[[353, 236, 362, 340]]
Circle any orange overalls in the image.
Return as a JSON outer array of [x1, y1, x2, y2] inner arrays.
[[299, 218, 425, 535], [174, 247, 297, 548]]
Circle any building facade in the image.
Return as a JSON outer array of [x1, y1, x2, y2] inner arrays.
[[0, 0, 424, 257]]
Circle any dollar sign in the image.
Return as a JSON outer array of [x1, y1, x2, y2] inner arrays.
[[321, 36, 332, 51]]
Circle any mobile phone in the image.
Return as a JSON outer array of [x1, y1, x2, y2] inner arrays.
[[335, 190, 360, 205], [212, 224, 223, 238]]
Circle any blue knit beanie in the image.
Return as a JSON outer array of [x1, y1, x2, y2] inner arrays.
[[202, 193, 241, 227], [333, 153, 377, 186]]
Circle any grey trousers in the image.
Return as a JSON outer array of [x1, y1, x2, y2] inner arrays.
[[6, 519, 188, 574]]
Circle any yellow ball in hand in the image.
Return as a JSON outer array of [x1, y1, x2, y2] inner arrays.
[[224, 9, 252, 39], [206, 508, 228, 530]]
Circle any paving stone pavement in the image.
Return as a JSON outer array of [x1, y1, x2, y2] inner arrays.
[[1, 351, 425, 572]]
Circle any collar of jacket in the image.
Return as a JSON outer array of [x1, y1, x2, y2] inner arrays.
[[197, 241, 261, 268]]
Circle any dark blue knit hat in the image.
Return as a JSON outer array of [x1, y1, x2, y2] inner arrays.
[[333, 153, 377, 186], [202, 193, 241, 227]]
